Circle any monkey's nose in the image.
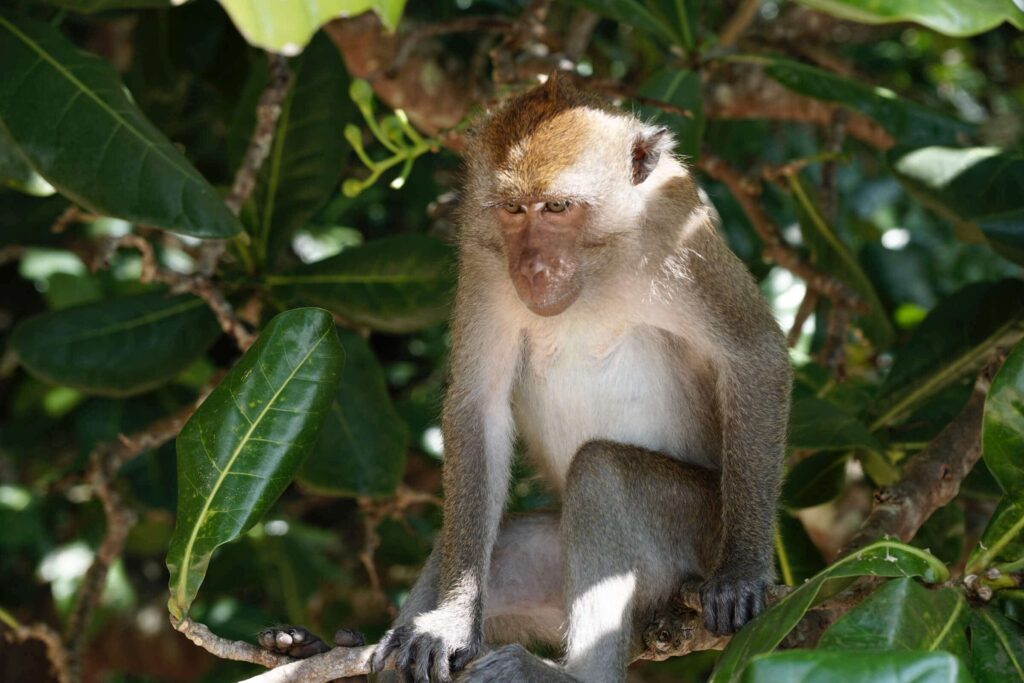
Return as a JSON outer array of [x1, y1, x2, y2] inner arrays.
[[521, 256, 551, 280]]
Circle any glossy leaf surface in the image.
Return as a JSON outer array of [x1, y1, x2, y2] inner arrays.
[[982, 339, 1024, 494], [0, 16, 241, 238], [794, 0, 1024, 36], [970, 607, 1024, 683], [298, 328, 408, 497], [782, 451, 848, 510], [789, 395, 883, 453], [166, 308, 343, 620], [741, 650, 972, 683], [12, 292, 219, 397], [968, 498, 1024, 573]]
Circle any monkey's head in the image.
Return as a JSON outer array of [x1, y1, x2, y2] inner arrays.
[[462, 76, 676, 317]]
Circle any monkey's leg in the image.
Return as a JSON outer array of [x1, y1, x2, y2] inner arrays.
[[466, 440, 720, 683]]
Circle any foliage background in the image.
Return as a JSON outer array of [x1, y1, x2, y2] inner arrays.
[[0, 0, 1023, 682]]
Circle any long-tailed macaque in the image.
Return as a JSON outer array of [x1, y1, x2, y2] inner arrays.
[[261, 77, 791, 683]]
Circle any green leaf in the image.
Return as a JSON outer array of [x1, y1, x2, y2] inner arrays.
[[758, 56, 972, 147], [793, 0, 1024, 37], [0, 16, 241, 238], [11, 292, 220, 398], [247, 33, 353, 267], [774, 513, 825, 587], [166, 308, 343, 620], [566, 0, 682, 46], [982, 339, 1024, 495], [872, 279, 1024, 430], [789, 395, 884, 454], [890, 147, 1024, 266], [782, 451, 848, 509], [297, 328, 408, 497], [996, 590, 1024, 627], [820, 578, 970, 658], [711, 540, 949, 683], [967, 498, 1024, 574], [970, 607, 1024, 683], [0, 123, 53, 196], [790, 174, 893, 347], [217, 0, 407, 54], [267, 235, 455, 334], [741, 650, 973, 683], [911, 503, 966, 566], [637, 68, 704, 159]]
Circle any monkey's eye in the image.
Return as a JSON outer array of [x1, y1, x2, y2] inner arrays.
[[501, 202, 524, 214], [544, 199, 569, 213]]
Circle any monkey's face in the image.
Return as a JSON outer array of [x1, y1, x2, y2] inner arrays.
[[494, 198, 586, 316]]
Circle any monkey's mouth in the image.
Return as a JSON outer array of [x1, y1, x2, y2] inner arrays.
[[514, 276, 580, 317]]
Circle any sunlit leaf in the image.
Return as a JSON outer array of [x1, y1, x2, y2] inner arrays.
[[0, 16, 242, 238], [793, 0, 1024, 36], [741, 650, 972, 683], [967, 498, 1024, 574], [166, 308, 343, 620], [12, 292, 220, 397], [711, 540, 948, 683], [218, 0, 407, 54]]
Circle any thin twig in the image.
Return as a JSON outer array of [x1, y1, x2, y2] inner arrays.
[[787, 288, 818, 347], [3, 621, 72, 683], [719, 0, 762, 47]]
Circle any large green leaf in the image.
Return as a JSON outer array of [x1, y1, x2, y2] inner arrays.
[[790, 174, 893, 347], [982, 339, 1024, 495], [166, 308, 343, 620], [891, 147, 1024, 266], [637, 68, 704, 159], [774, 513, 826, 587], [819, 578, 970, 657], [267, 235, 455, 334], [789, 395, 883, 453], [297, 328, 408, 497], [967, 498, 1024, 574], [872, 279, 1024, 430], [741, 650, 972, 683], [970, 607, 1024, 683], [782, 451, 848, 509], [566, 0, 682, 46], [11, 292, 220, 397], [218, 0, 406, 54], [794, 0, 1024, 36], [0, 16, 241, 238], [755, 57, 972, 147], [246, 33, 352, 267], [711, 540, 948, 683], [0, 123, 53, 196]]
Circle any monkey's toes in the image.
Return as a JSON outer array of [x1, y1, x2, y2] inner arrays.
[[257, 625, 332, 658], [333, 628, 366, 647]]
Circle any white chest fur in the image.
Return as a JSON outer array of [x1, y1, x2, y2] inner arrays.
[[512, 318, 713, 490]]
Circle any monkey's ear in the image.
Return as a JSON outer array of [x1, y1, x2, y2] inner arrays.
[[631, 126, 672, 185]]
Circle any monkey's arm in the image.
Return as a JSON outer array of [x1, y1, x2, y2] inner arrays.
[[372, 263, 520, 681], [660, 218, 791, 635]]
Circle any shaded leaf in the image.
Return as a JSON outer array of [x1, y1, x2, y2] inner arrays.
[[890, 146, 1024, 267], [782, 451, 848, 510], [774, 513, 825, 586], [166, 308, 343, 620], [820, 578, 970, 658], [872, 279, 1024, 430], [793, 0, 1024, 36], [43, 0, 172, 10], [0, 16, 241, 238], [911, 503, 966, 566], [970, 607, 1024, 683], [0, 123, 53, 196], [790, 174, 893, 346], [298, 328, 408, 497], [967, 498, 1024, 574], [268, 235, 455, 334], [741, 650, 972, 683], [982, 339, 1024, 495], [760, 56, 972, 147], [218, 0, 406, 54], [11, 292, 220, 397], [247, 33, 352, 267], [637, 68, 704, 159], [565, 0, 682, 46], [711, 540, 949, 683], [789, 395, 883, 453]]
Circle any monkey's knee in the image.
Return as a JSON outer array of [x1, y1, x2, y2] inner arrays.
[[566, 440, 629, 493]]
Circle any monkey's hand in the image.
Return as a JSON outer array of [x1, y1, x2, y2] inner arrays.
[[371, 603, 482, 683], [699, 569, 770, 635]]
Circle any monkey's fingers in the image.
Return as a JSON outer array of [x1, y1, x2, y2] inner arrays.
[[257, 626, 332, 658], [370, 626, 406, 673], [333, 628, 366, 648]]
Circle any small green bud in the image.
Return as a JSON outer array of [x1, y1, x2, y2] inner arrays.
[[342, 178, 364, 198]]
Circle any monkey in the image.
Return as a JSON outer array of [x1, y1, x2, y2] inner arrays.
[[260, 76, 791, 683]]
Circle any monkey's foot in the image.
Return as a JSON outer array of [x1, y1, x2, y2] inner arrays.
[[460, 644, 576, 683], [257, 625, 365, 659]]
